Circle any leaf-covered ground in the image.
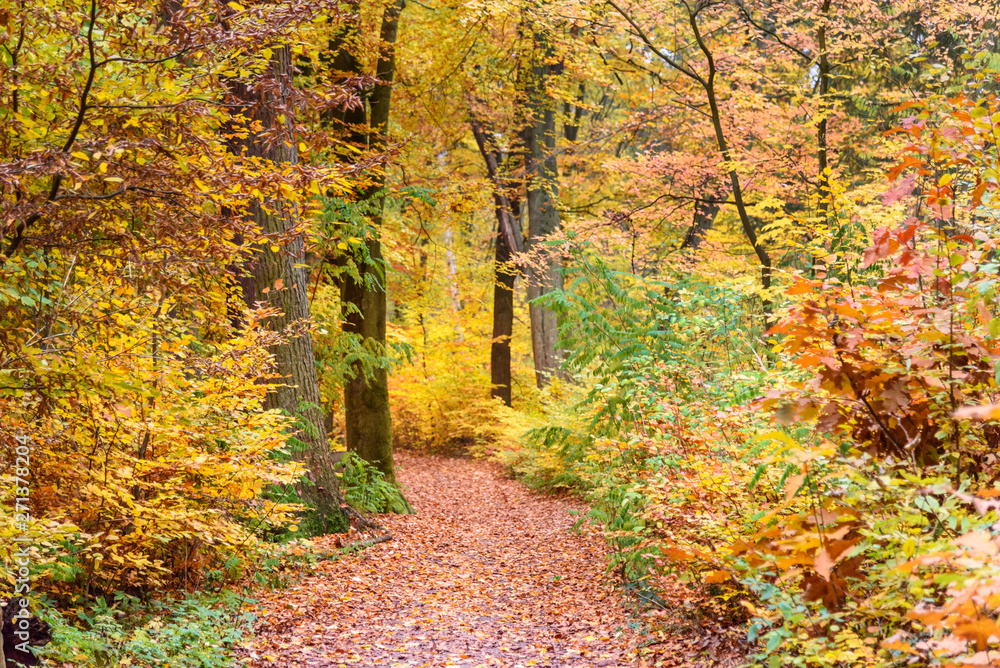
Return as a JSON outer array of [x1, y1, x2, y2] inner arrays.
[[239, 453, 738, 667]]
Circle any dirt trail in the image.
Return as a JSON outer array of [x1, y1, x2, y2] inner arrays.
[[240, 453, 646, 667]]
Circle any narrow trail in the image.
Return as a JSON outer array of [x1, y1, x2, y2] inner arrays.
[[240, 453, 710, 667]]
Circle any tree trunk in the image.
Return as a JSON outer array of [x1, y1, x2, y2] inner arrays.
[[685, 9, 772, 326], [681, 194, 721, 250], [521, 41, 564, 388], [342, 235, 395, 479], [816, 0, 832, 221], [563, 83, 586, 142], [227, 47, 346, 533], [606, 0, 773, 328], [491, 212, 516, 407], [470, 108, 523, 406], [342, 0, 405, 484]]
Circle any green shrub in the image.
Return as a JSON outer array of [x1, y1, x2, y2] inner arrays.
[[37, 593, 253, 668]]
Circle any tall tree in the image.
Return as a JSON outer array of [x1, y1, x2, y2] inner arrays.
[[226, 46, 347, 532], [470, 110, 524, 406], [520, 26, 565, 387], [608, 0, 774, 319], [336, 0, 406, 483]]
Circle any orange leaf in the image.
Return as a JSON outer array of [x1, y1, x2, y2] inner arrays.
[[703, 570, 730, 584], [954, 619, 1000, 652], [784, 472, 806, 501], [955, 403, 1000, 421], [786, 280, 820, 296], [814, 548, 833, 581]]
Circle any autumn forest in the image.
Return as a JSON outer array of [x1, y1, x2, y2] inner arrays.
[[2, 0, 1000, 666]]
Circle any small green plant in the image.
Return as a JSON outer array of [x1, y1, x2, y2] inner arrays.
[[340, 451, 411, 514]]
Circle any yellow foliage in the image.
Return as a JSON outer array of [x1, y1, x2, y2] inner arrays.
[[0, 267, 303, 596]]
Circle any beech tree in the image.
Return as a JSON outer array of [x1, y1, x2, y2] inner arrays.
[[326, 0, 406, 483], [225, 44, 348, 531], [520, 25, 565, 387], [470, 109, 523, 406]]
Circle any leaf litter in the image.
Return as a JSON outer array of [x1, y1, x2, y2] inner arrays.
[[238, 453, 742, 667]]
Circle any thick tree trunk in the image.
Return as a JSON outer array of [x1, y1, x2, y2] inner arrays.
[[521, 46, 564, 388], [341, 0, 405, 484], [342, 235, 395, 479], [227, 47, 346, 533]]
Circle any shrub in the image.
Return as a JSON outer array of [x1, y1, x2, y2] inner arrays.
[[0, 300, 304, 600], [36, 593, 253, 668]]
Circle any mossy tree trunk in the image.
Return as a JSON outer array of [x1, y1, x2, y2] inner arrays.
[[335, 0, 406, 486], [227, 46, 347, 533]]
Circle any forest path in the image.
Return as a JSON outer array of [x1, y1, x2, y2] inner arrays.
[[239, 453, 709, 667]]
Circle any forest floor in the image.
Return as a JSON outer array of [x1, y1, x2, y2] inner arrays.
[[238, 453, 742, 668]]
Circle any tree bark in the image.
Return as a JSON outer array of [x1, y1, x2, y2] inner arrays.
[[470, 109, 523, 405], [563, 83, 586, 142], [681, 195, 721, 250], [491, 210, 517, 407], [342, 236, 394, 479], [341, 0, 405, 484], [521, 36, 564, 388], [227, 47, 346, 533]]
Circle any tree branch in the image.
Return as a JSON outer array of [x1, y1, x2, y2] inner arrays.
[[606, 0, 706, 86], [468, 108, 524, 255], [5, 0, 99, 257]]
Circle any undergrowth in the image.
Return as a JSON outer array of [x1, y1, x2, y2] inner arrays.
[[36, 593, 251, 668], [489, 92, 1000, 668]]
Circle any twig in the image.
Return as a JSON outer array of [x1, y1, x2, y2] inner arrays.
[[339, 532, 392, 551]]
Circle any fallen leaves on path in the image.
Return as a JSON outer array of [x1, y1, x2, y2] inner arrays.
[[239, 453, 739, 667]]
